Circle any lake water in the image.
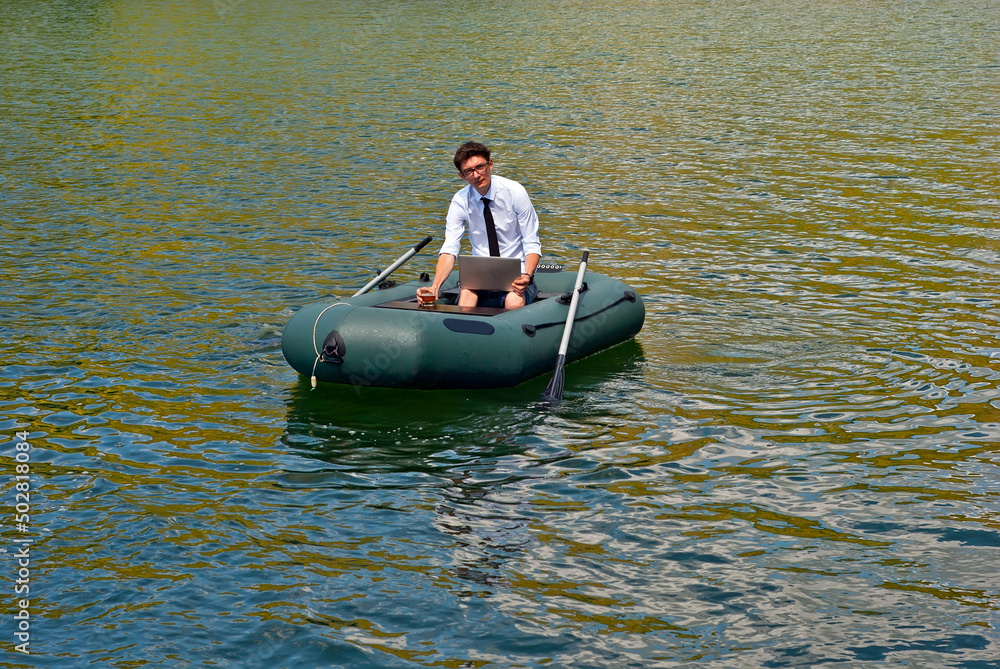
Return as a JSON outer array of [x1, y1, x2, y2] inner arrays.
[[2, 0, 999, 666]]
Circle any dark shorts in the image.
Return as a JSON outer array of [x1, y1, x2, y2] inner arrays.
[[475, 282, 538, 309]]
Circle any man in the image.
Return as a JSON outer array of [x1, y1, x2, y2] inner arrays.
[[417, 142, 541, 310]]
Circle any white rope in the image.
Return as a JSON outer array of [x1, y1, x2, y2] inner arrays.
[[310, 302, 349, 389]]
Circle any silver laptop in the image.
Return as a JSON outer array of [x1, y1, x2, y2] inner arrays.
[[458, 255, 522, 291]]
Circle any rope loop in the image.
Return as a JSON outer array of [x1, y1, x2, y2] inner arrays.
[[309, 302, 349, 389]]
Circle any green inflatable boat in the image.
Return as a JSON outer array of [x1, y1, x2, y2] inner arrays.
[[281, 261, 645, 390]]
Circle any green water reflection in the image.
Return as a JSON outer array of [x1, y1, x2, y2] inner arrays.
[[3, 0, 999, 666]]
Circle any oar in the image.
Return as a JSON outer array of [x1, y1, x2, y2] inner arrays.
[[541, 250, 589, 406], [353, 236, 433, 297]]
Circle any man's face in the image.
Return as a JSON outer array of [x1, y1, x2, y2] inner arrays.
[[458, 156, 492, 195]]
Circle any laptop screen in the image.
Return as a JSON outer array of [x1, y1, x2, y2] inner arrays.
[[458, 255, 522, 292]]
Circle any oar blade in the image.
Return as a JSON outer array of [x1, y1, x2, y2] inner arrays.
[[540, 354, 566, 406]]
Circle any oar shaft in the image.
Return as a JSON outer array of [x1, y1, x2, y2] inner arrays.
[[540, 250, 589, 406], [353, 236, 433, 297], [556, 251, 589, 355]]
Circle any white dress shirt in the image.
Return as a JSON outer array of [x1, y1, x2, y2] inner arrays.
[[439, 174, 542, 272]]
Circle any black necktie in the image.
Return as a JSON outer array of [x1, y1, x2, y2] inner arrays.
[[481, 197, 500, 257]]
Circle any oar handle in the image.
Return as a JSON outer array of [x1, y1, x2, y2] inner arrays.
[[413, 236, 433, 253], [353, 236, 434, 297]]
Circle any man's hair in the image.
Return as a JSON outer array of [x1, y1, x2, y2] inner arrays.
[[453, 141, 491, 171]]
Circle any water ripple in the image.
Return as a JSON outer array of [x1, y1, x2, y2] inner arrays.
[[3, 0, 999, 666]]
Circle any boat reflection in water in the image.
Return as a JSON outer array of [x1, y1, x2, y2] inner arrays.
[[279, 340, 645, 594]]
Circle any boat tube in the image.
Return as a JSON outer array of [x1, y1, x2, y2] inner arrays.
[[281, 263, 645, 390]]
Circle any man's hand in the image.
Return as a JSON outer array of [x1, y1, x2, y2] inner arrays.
[[511, 273, 533, 296], [415, 253, 456, 304], [416, 286, 438, 304]]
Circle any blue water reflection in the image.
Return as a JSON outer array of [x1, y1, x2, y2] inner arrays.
[[3, 0, 999, 666]]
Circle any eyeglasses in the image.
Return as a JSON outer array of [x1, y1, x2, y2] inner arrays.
[[460, 162, 490, 178]]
